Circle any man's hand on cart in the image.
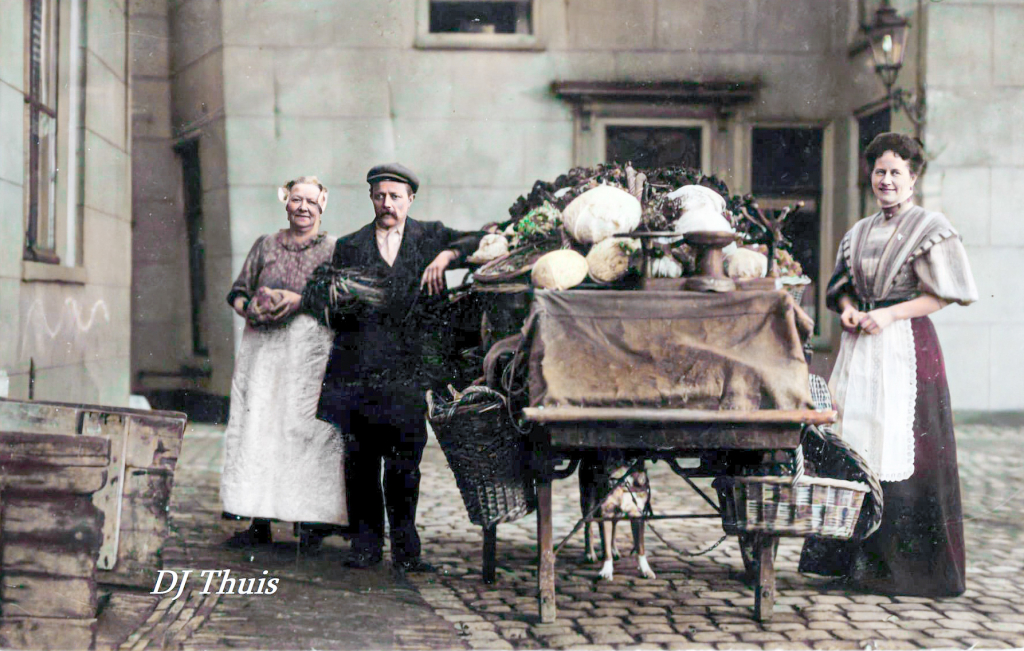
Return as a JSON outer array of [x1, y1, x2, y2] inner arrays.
[[421, 249, 459, 296]]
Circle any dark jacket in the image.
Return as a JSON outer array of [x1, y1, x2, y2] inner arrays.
[[316, 217, 482, 427]]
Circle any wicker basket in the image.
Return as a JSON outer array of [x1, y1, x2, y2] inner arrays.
[[715, 474, 869, 539], [780, 276, 812, 305], [427, 386, 535, 528]]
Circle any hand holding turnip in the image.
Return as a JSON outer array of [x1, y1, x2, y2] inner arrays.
[[246, 287, 288, 326]]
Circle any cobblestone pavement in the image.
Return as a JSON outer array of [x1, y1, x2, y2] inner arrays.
[[145, 422, 1024, 650]]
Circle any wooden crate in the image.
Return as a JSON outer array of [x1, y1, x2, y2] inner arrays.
[[1, 431, 110, 650], [0, 399, 187, 588]]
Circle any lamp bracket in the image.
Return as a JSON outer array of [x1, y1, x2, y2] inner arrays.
[[890, 87, 925, 128]]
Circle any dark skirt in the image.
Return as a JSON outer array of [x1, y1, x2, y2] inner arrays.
[[799, 316, 966, 597]]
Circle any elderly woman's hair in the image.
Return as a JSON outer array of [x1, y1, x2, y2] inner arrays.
[[864, 132, 926, 176], [278, 176, 329, 211]]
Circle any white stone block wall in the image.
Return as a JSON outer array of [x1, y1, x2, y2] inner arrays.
[[922, 1, 1024, 411], [0, 0, 133, 405]]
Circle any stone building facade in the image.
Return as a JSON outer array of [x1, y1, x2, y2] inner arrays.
[[1, 0, 132, 404], [3, 0, 1017, 412]]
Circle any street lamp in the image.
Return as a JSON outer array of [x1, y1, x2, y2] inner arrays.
[[864, 0, 925, 127]]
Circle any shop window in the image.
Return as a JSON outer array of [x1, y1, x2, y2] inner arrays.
[[416, 0, 540, 49], [24, 0, 61, 263], [751, 127, 824, 325]]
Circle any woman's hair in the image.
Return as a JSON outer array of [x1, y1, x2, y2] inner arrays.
[[864, 132, 926, 176], [278, 176, 329, 211]]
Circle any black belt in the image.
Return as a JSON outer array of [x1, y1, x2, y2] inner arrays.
[[858, 298, 905, 311]]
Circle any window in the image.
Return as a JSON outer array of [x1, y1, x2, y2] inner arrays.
[[416, 0, 541, 49], [24, 0, 60, 263], [606, 126, 703, 170], [598, 118, 712, 171], [857, 106, 891, 218], [751, 127, 824, 326], [175, 139, 209, 357], [21, 0, 84, 278]]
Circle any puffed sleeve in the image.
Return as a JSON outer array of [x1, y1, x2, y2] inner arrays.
[[913, 236, 978, 305], [226, 235, 267, 307], [824, 233, 854, 313]]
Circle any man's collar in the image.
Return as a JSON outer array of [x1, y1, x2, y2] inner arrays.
[[374, 218, 406, 236]]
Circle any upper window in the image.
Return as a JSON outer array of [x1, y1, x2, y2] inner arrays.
[[416, 0, 541, 49], [24, 0, 61, 263]]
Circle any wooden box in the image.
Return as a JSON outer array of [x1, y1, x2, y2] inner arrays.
[[1, 431, 110, 650], [0, 399, 187, 588]]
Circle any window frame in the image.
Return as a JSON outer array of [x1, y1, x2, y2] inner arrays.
[[23, 0, 61, 264], [21, 0, 85, 281], [415, 0, 543, 50]]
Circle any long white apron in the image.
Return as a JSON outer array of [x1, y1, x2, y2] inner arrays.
[[221, 314, 347, 524], [829, 319, 917, 483]]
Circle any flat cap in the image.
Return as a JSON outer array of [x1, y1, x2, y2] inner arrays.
[[366, 163, 419, 194]]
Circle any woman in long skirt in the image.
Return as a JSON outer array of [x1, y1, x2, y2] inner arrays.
[[221, 176, 346, 549], [799, 133, 978, 596]]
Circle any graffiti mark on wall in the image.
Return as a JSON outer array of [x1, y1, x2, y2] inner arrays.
[[20, 298, 112, 365]]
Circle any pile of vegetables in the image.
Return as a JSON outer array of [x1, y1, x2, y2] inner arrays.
[[473, 162, 809, 289]]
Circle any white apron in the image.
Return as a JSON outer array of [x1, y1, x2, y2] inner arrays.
[[221, 314, 348, 524], [829, 319, 916, 482]]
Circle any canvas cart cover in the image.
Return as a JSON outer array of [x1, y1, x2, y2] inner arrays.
[[524, 290, 814, 411]]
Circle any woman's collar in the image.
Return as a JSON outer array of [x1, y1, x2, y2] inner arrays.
[[278, 229, 326, 251], [881, 200, 914, 221]]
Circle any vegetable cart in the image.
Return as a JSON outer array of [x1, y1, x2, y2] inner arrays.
[[429, 164, 874, 624]]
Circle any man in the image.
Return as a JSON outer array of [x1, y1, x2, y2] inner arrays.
[[317, 163, 482, 573]]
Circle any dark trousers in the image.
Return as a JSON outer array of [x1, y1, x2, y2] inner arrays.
[[344, 386, 428, 563]]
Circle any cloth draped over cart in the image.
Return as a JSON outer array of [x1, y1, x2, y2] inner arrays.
[[523, 290, 815, 412]]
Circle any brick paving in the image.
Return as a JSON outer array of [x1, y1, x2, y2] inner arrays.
[[125, 421, 1024, 649]]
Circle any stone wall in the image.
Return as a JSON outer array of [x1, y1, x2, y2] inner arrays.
[[920, 0, 1024, 411], [129, 0, 235, 396], [0, 0, 133, 405], [127, 0, 1018, 412], [208, 0, 864, 381], [130, 0, 194, 392]]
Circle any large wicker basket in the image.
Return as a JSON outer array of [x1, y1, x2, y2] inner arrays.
[[715, 474, 868, 539], [427, 386, 535, 528]]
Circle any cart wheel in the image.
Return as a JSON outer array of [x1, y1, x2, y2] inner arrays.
[[737, 533, 778, 581]]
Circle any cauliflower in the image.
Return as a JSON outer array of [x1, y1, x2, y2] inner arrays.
[[468, 233, 509, 265], [562, 185, 642, 245], [725, 247, 768, 279]]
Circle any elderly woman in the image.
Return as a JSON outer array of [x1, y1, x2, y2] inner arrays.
[[800, 133, 978, 596], [221, 176, 346, 549]]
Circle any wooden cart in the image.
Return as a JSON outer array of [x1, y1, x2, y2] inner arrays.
[[523, 406, 835, 623], [468, 287, 833, 623]]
